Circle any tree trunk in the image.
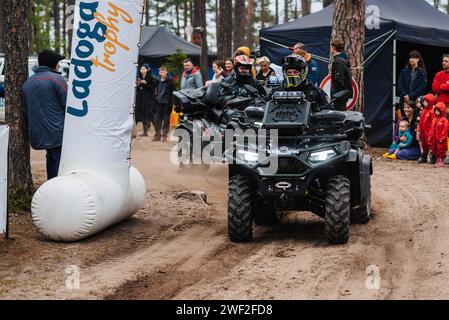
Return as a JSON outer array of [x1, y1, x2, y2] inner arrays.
[[67, 0, 75, 55], [301, 0, 311, 16], [193, 0, 208, 81], [261, 0, 265, 29], [183, 0, 188, 39], [145, 0, 150, 26], [4, 0, 34, 210], [331, 0, 365, 112], [62, 0, 67, 55], [233, 0, 245, 51], [275, 0, 279, 25], [284, 0, 289, 23], [189, 0, 193, 26], [176, 1, 181, 36], [217, 0, 232, 60], [0, 0, 4, 53], [433, 0, 440, 9], [44, 0, 51, 48], [323, 0, 333, 8], [53, 0, 61, 54], [245, 0, 254, 48], [155, 0, 160, 25], [294, 0, 298, 19]]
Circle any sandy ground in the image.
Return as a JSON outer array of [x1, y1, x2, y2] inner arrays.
[[1, 127, 449, 300]]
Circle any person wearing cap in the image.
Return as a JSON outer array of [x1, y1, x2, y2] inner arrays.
[[291, 42, 320, 86], [22, 49, 67, 180]]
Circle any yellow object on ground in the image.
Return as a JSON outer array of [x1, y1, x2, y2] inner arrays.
[[170, 107, 180, 127]]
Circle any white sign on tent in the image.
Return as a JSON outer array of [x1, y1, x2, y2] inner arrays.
[[0, 125, 9, 236]]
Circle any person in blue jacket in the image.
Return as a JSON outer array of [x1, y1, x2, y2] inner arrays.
[[291, 42, 320, 86], [397, 50, 427, 112], [22, 49, 67, 180]]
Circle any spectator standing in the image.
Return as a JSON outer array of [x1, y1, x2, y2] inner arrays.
[[135, 64, 157, 137], [256, 56, 276, 84], [206, 60, 225, 86], [432, 54, 449, 164], [154, 67, 175, 142], [181, 59, 203, 90], [291, 42, 320, 86], [432, 54, 449, 113], [330, 39, 353, 111], [417, 94, 436, 163], [22, 49, 67, 180], [428, 102, 449, 168], [397, 50, 427, 110]]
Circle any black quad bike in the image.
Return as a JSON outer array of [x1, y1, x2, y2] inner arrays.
[[173, 83, 257, 170], [224, 89, 373, 244]]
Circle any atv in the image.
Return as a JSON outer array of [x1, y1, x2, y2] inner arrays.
[[225, 89, 373, 244], [173, 83, 258, 170]]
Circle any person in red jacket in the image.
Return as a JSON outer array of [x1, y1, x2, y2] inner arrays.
[[417, 94, 436, 163], [433, 54, 449, 164], [432, 54, 449, 109], [428, 102, 449, 168]]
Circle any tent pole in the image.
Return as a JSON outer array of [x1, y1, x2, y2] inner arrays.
[[392, 38, 397, 139]]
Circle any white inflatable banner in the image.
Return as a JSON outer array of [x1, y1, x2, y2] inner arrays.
[[63, 0, 141, 164], [32, 0, 146, 242], [0, 125, 8, 235]]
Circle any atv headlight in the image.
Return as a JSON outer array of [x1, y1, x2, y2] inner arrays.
[[308, 149, 337, 164], [237, 150, 260, 163]]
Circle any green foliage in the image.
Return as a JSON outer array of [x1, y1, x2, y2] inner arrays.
[[164, 48, 188, 89]]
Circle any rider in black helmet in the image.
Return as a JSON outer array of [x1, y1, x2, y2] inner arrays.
[[276, 54, 328, 110]]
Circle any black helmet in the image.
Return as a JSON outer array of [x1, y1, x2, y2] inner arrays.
[[234, 55, 254, 85], [281, 54, 308, 88]]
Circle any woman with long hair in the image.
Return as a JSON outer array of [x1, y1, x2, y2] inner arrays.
[[135, 64, 157, 137], [397, 50, 427, 111]]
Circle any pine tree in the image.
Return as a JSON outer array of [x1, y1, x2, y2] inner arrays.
[[0, 0, 4, 53], [245, 0, 254, 48], [193, 0, 209, 81], [323, 0, 333, 8], [4, 0, 34, 210], [54, 0, 61, 54], [67, 0, 75, 55], [145, 0, 150, 26], [217, 0, 232, 59], [301, 0, 311, 16], [233, 0, 246, 51]]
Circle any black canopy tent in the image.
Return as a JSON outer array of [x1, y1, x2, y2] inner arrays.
[[139, 26, 217, 67], [260, 0, 449, 147]]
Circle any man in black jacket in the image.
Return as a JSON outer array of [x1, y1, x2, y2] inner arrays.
[[154, 66, 175, 142], [330, 39, 353, 111]]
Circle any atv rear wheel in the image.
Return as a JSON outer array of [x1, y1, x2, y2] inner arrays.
[[324, 175, 351, 244], [228, 175, 254, 243]]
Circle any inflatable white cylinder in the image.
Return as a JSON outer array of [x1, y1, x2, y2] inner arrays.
[[32, 0, 146, 241]]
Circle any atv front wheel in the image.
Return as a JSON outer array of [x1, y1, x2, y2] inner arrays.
[[324, 175, 351, 244], [228, 175, 254, 243]]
